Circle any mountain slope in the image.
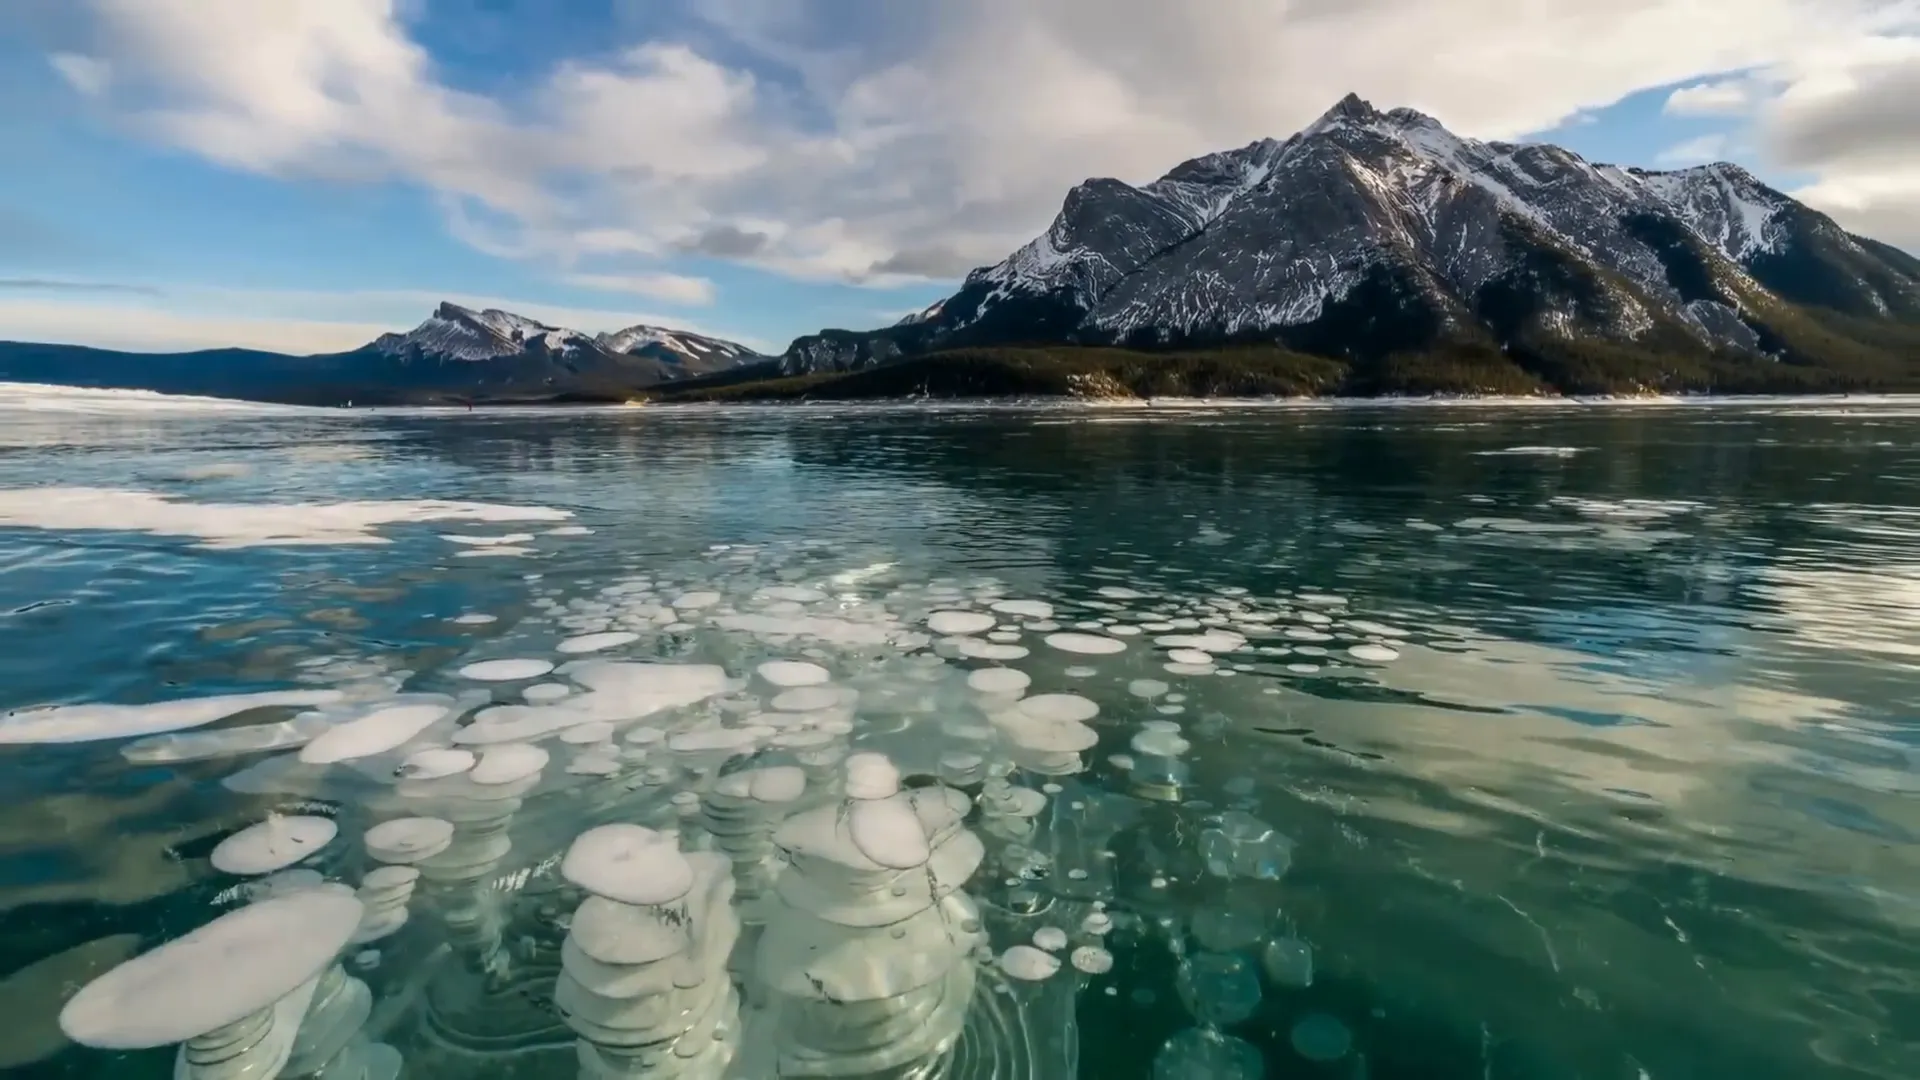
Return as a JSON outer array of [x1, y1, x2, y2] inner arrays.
[[778, 94, 1920, 394], [0, 303, 765, 405]]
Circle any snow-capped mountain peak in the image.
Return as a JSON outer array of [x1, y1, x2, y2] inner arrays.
[[779, 92, 1919, 381], [595, 324, 757, 364], [374, 302, 595, 361]]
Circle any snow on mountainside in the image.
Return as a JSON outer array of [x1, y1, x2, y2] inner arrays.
[[777, 93, 1919, 381], [372, 302, 762, 371]]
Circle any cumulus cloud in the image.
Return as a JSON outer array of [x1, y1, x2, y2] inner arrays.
[[45, 0, 1920, 284], [1759, 32, 1920, 248]]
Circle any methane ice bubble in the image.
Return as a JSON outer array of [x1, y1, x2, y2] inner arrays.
[[1154, 1028, 1264, 1080], [0, 689, 344, 745], [457, 658, 554, 682], [966, 668, 1032, 695], [556, 631, 639, 654], [298, 701, 451, 764], [561, 824, 696, 906], [1290, 1013, 1353, 1062], [56, 887, 364, 1051], [1262, 937, 1314, 988], [471, 743, 549, 785], [756, 660, 831, 688], [1071, 945, 1114, 974], [769, 685, 855, 712], [991, 600, 1054, 619], [848, 798, 932, 869], [998, 945, 1061, 981], [365, 817, 456, 864], [1032, 926, 1069, 952], [1348, 643, 1401, 662], [844, 752, 902, 800], [522, 683, 572, 703], [1045, 633, 1127, 655], [672, 590, 721, 609], [1128, 679, 1171, 699], [450, 613, 497, 625], [210, 815, 338, 876], [1167, 649, 1214, 666], [1018, 694, 1100, 724], [927, 611, 995, 636], [957, 639, 1029, 661]]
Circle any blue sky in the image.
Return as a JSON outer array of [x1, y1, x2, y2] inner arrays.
[[1, 0, 1910, 354]]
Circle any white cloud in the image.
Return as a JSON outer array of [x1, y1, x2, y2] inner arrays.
[[0, 285, 773, 354], [1758, 32, 1920, 248], [46, 0, 1920, 283], [48, 52, 111, 97], [1657, 133, 1731, 164], [1664, 79, 1755, 115], [562, 271, 717, 305]]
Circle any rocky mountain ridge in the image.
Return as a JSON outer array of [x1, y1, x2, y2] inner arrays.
[[774, 93, 1920, 392]]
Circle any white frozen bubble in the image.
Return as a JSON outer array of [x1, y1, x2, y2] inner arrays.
[[770, 685, 855, 712], [1, 689, 344, 745], [210, 815, 338, 876], [672, 591, 722, 609], [57, 886, 364, 1050], [1347, 643, 1401, 663], [1064, 665, 1099, 678], [1164, 663, 1217, 676], [471, 742, 549, 784], [991, 599, 1054, 620], [756, 660, 832, 687], [546, 525, 594, 536], [998, 945, 1062, 981], [848, 797, 932, 869], [927, 611, 995, 635], [556, 631, 639, 655], [1071, 945, 1114, 974], [397, 747, 476, 780], [1132, 729, 1192, 757], [747, 765, 807, 803], [299, 701, 451, 764], [450, 613, 497, 625], [457, 658, 554, 682], [1166, 649, 1214, 666], [1345, 619, 1409, 638], [1045, 633, 1126, 655], [1097, 586, 1148, 600], [1032, 926, 1068, 952], [453, 545, 536, 558], [1156, 631, 1246, 653], [1128, 679, 1171, 699], [558, 722, 616, 745], [561, 824, 695, 906], [522, 683, 573, 703], [1018, 693, 1099, 724], [966, 668, 1031, 695], [1286, 663, 1321, 675], [958, 639, 1030, 661], [844, 752, 902, 800], [364, 817, 454, 864]]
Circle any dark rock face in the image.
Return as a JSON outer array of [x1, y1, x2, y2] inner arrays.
[[777, 95, 1920, 379]]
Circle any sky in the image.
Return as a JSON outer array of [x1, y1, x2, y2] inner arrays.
[[2, 0, 1916, 356]]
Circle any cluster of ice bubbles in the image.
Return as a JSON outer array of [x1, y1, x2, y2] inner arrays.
[[11, 546, 1411, 1078]]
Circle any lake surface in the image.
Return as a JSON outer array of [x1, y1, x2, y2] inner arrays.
[[1, 385, 1916, 1080]]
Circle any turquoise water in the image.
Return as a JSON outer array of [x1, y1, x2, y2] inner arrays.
[[1, 389, 1916, 1079]]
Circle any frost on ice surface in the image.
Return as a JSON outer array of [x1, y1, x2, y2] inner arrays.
[[0, 487, 570, 548]]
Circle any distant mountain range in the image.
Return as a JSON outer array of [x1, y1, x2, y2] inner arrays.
[[6, 93, 1918, 404], [0, 302, 765, 406]]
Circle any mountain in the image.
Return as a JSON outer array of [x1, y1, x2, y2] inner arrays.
[[0, 302, 765, 406], [768, 93, 1920, 396]]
